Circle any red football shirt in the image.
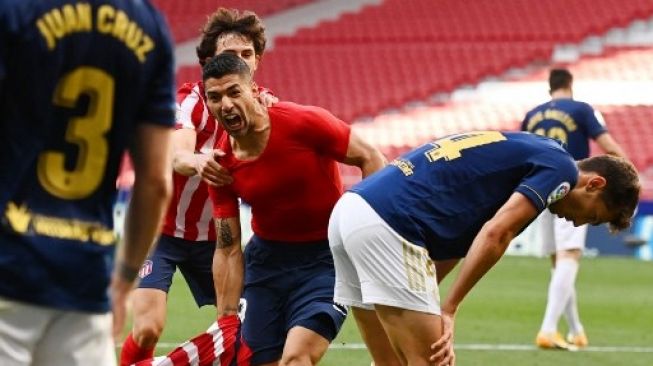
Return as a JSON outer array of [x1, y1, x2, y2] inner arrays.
[[209, 102, 351, 242]]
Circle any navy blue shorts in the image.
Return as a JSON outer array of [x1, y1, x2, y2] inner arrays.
[[138, 234, 216, 307], [241, 235, 347, 365]]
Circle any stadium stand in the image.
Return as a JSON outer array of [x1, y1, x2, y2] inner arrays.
[[151, 0, 316, 43]]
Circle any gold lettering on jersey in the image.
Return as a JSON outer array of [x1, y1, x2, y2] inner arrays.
[[96, 5, 154, 63], [35, 3, 154, 62], [526, 109, 577, 132], [425, 131, 506, 162], [36, 3, 92, 50], [3, 202, 115, 246], [390, 158, 415, 176], [5, 202, 31, 234]]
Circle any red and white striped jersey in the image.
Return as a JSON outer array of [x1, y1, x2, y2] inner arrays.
[[132, 315, 252, 366], [162, 81, 224, 241]]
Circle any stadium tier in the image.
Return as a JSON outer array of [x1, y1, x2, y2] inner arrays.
[[151, 0, 315, 43]]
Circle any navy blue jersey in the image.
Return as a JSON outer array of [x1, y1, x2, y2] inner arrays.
[[521, 98, 607, 159], [0, 0, 175, 312], [351, 131, 578, 260]]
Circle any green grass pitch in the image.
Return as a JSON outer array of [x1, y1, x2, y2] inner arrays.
[[123, 256, 653, 365]]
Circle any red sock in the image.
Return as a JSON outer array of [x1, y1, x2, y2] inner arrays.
[[120, 333, 155, 366]]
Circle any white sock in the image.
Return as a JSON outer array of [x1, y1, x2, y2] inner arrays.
[[564, 288, 584, 335], [540, 258, 579, 333]]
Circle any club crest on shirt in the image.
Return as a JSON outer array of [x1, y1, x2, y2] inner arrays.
[[547, 182, 570, 205], [139, 260, 153, 279]]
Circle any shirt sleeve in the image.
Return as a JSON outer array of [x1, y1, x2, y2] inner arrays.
[[175, 82, 204, 130], [515, 150, 579, 212], [582, 103, 608, 139], [209, 184, 240, 219], [299, 105, 351, 161], [137, 10, 175, 127]]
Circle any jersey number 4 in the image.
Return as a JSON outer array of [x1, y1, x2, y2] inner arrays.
[[37, 67, 113, 199], [424, 130, 507, 162]]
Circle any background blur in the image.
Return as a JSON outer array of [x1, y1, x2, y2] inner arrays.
[[115, 1, 653, 364], [128, 0, 653, 260]]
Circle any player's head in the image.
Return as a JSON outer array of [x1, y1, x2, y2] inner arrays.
[[549, 68, 573, 94], [203, 53, 259, 137], [548, 155, 640, 232], [196, 7, 266, 75]]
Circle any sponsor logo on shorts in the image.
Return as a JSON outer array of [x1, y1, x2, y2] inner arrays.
[[547, 182, 570, 205], [138, 260, 153, 279]]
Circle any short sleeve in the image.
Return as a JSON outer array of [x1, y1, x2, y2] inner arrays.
[[137, 11, 175, 127], [582, 104, 607, 139], [175, 82, 204, 130], [209, 184, 240, 219], [299, 105, 351, 161], [515, 151, 578, 212]]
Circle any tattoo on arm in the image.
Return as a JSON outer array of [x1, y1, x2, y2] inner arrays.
[[216, 219, 234, 248]]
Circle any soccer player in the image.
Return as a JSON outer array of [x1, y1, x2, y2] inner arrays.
[[205, 53, 386, 366], [328, 131, 640, 366], [521, 68, 628, 349], [0, 1, 175, 365], [121, 8, 276, 365]]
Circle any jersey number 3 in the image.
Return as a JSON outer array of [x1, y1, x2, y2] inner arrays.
[[37, 67, 113, 199]]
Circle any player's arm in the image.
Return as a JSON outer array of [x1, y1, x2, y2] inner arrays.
[[431, 192, 538, 366], [111, 123, 173, 337], [213, 215, 244, 318], [341, 131, 387, 178], [595, 132, 628, 159], [172, 128, 233, 186], [443, 192, 537, 314]]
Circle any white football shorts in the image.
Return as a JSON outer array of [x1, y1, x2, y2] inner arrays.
[[539, 209, 588, 255], [0, 297, 115, 366], [328, 192, 440, 314]]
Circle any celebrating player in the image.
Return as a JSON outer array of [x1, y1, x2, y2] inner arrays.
[[120, 8, 277, 365], [205, 52, 385, 365]]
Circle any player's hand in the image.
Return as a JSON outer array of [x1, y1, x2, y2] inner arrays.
[[258, 90, 278, 107], [197, 150, 233, 186], [430, 311, 456, 366], [109, 273, 135, 340]]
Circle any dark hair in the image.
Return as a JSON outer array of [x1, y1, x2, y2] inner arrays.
[[549, 68, 573, 93], [577, 155, 640, 231], [202, 52, 251, 83], [196, 8, 266, 66]]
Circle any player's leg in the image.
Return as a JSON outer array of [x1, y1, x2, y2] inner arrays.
[[351, 307, 403, 366], [338, 193, 442, 365], [120, 235, 181, 364], [32, 310, 114, 366], [240, 236, 287, 366], [0, 298, 52, 365], [537, 214, 582, 349], [434, 259, 460, 284], [328, 197, 402, 366], [374, 305, 442, 366], [178, 239, 218, 308], [278, 243, 346, 366], [555, 223, 587, 347]]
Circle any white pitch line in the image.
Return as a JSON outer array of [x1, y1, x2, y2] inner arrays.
[[153, 342, 653, 353], [327, 343, 653, 353]]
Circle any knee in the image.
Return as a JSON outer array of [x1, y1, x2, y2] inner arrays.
[[132, 321, 164, 348], [279, 352, 314, 366]]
